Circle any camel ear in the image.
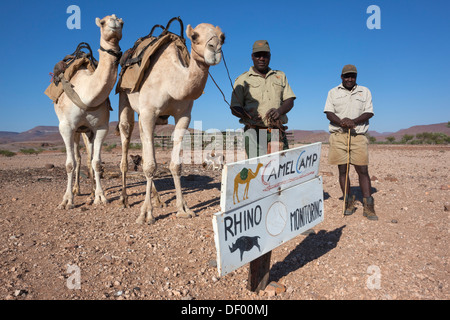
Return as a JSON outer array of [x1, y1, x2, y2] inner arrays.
[[186, 25, 199, 43], [95, 17, 103, 27], [186, 24, 194, 38]]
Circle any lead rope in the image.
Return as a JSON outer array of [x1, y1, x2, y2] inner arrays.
[[208, 50, 248, 116]]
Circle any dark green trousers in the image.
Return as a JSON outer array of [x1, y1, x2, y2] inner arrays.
[[244, 127, 289, 158]]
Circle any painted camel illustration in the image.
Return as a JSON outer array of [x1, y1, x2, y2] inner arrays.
[[233, 163, 264, 204]]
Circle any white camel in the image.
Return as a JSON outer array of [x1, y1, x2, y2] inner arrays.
[[54, 14, 123, 209], [203, 151, 224, 171], [117, 23, 225, 225]]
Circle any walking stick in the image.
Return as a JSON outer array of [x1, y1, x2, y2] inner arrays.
[[342, 128, 351, 217]]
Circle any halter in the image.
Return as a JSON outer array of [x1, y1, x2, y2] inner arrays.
[[99, 46, 123, 65]]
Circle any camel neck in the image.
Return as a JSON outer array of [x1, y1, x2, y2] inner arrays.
[[77, 48, 119, 107], [178, 56, 210, 101]]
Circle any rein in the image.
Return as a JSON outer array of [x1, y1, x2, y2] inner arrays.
[[207, 50, 233, 107], [208, 50, 250, 119]]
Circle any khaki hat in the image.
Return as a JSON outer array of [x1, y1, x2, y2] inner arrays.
[[342, 64, 357, 75], [252, 40, 270, 53]]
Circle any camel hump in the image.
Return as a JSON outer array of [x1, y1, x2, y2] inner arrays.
[[240, 168, 249, 181]]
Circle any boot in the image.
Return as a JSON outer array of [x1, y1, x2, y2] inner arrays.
[[344, 194, 356, 216], [363, 196, 378, 221]]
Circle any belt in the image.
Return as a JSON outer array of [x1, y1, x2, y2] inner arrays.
[[334, 130, 363, 136], [244, 124, 272, 131]]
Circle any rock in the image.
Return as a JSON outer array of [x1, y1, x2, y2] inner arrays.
[[264, 281, 286, 296], [385, 175, 398, 182], [14, 289, 28, 297]]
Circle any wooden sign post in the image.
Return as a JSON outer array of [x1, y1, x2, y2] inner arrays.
[[212, 143, 324, 292]]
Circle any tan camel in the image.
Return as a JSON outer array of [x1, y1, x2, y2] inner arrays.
[[54, 14, 123, 209], [117, 23, 225, 225], [233, 163, 264, 205]]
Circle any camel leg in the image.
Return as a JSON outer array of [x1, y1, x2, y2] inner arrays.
[[118, 93, 134, 208], [171, 112, 196, 219], [81, 132, 96, 203], [58, 123, 76, 209], [91, 126, 109, 205], [72, 132, 81, 196], [136, 112, 158, 225], [244, 183, 250, 200]]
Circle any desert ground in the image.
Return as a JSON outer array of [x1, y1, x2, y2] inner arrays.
[[0, 143, 448, 301]]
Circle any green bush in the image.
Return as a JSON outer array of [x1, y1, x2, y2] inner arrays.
[[415, 132, 450, 144], [401, 134, 414, 144], [129, 143, 142, 150], [19, 148, 43, 155], [0, 149, 16, 157], [104, 143, 117, 152], [386, 136, 396, 143]]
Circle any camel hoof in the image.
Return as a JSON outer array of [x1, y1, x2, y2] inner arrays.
[[176, 211, 193, 219], [58, 203, 74, 210], [146, 217, 156, 225], [136, 216, 145, 225], [119, 197, 130, 209], [94, 196, 108, 205], [152, 200, 165, 208]]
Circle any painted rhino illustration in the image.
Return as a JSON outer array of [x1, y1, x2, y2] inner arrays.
[[229, 236, 261, 261]]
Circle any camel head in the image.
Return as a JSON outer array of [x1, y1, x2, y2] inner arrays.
[[95, 14, 124, 45], [186, 23, 225, 66]]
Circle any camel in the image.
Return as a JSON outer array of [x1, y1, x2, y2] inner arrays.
[[233, 163, 264, 205], [54, 14, 123, 209], [117, 23, 225, 225], [203, 151, 224, 171]]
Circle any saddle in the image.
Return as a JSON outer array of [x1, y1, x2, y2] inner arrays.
[[44, 42, 113, 111], [116, 17, 190, 94], [45, 43, 98, 103]]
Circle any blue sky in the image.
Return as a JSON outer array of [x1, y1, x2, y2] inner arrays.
[[0, 0, 449, 134]]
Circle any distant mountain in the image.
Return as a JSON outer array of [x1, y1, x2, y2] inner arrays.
[[0, 126, 60, 144], [287, 129, 330, 143], [368, 122, 450, 141], [1, 122, 448, 145], [0, 122, 186, 145]]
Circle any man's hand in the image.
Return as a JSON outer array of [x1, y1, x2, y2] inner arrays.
[[265, 108, 280, 121], [340, 117, 355, 129]]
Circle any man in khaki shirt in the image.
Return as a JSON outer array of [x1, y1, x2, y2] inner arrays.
[[230, 40, 296, 157], [324, 64, 377, 221]]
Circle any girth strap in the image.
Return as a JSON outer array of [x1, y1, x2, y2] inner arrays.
[[60, 75, 101, 111]]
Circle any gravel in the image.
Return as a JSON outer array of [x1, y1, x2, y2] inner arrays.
[[0, 144, 448, 300]]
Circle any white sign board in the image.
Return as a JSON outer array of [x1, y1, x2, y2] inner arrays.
[[220, 142, 321, 212], [213, 177, 324, 277]]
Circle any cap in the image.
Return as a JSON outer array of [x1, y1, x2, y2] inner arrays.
[[342, 64, 357, 75], [252, 40, 270, 53]]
